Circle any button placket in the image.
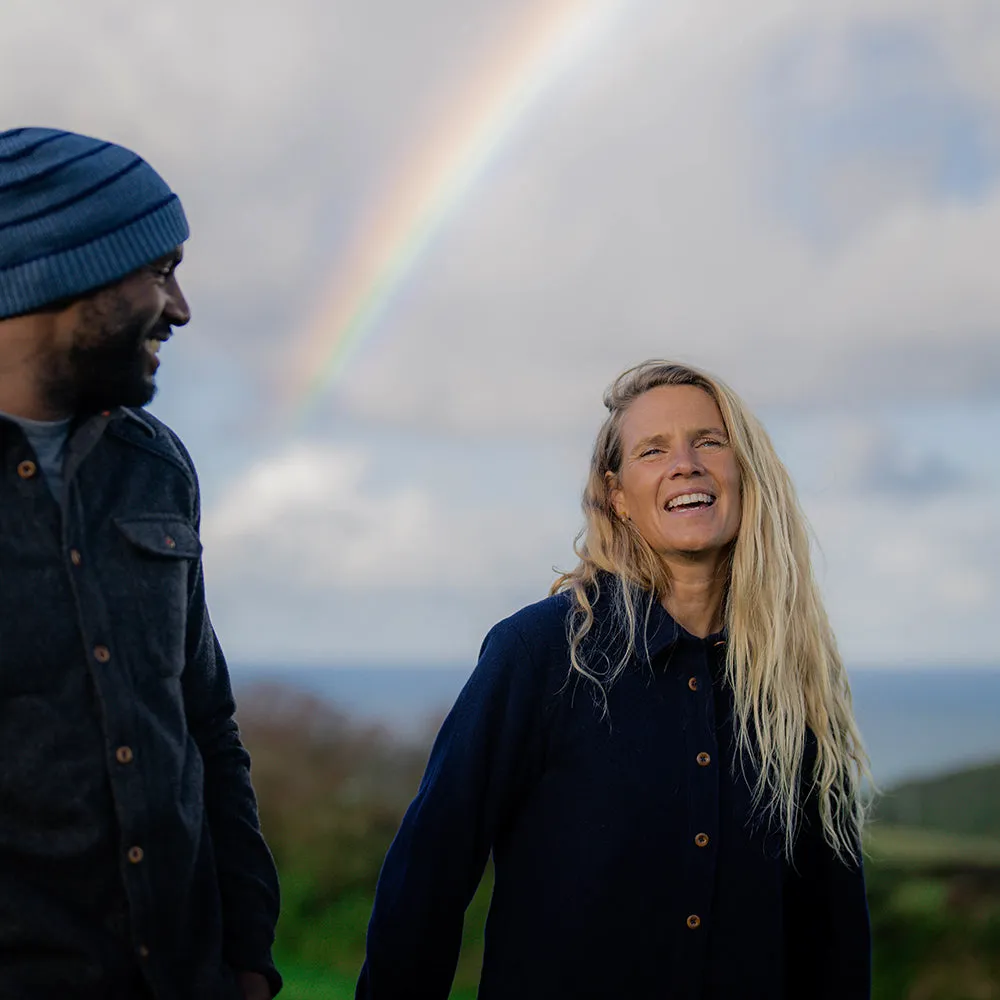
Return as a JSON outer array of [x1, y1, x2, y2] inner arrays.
[[682, 641, 719, 944]]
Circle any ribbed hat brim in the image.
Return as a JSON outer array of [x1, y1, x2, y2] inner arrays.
[[0, 196, 189, 318]]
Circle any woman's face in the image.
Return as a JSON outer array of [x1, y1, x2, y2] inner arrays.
[[609, 384, 742, 570]]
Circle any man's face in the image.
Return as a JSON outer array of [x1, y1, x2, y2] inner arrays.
[[41, 247, 190, 415]]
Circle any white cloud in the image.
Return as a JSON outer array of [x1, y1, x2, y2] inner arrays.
[[199, 439, 581, 663], [203, 445, 437, 587], [808, 490, 1000, 664], [202, 441, 577, 591]]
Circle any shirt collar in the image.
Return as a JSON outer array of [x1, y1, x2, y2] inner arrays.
[[591, 571, 727, 664]]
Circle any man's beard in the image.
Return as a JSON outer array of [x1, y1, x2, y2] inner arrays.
[[41, 292, 157, 415]]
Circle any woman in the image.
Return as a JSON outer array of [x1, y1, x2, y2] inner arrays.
[[356, 361, 871, 999]]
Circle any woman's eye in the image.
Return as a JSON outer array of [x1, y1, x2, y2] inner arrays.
[[698, 439, 722, 448], [639, 448, 662, 458]]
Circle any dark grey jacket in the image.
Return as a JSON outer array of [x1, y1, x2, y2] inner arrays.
[[0, 407, 280, 999]]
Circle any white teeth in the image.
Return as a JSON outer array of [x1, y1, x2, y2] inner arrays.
[[667, 492, 715, 510], [146, 339, 161, 354]]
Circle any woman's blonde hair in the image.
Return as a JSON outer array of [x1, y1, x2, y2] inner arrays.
[[552, 360, 870, 861]]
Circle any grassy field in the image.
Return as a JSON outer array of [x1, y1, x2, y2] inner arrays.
[[867, 823, 1000, 868], [276, 964, 355, 1000], [865, 827, 1000, 1000], [277, 966, 479, 1000]]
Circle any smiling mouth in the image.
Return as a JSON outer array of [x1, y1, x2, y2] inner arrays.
[[665, 492, 716, 512], [144, 330, 171, 355], [143, 338, 166, 372]]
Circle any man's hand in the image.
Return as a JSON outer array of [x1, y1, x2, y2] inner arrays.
[[236, 970, 271, 1000]]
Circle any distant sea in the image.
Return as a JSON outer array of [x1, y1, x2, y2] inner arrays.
[[232, 665, 1000, 789]]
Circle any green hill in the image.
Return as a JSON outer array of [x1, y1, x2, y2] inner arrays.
[[872, 759, 1000, 840]]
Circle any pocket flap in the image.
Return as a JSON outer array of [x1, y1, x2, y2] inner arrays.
[[115, 516, 202, 559]]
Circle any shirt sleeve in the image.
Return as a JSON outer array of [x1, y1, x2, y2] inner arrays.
[[356, 618, 546, 1000], [783, 740, 872, 999], [176, 435, 283, 996]]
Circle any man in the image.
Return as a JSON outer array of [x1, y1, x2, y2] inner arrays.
[[0, 128, 280, 999]]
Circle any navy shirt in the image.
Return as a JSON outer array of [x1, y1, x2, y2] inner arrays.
[[358, 586, 870, 999]]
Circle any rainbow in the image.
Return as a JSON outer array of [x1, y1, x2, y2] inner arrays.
[[286, 0, 623, 423]]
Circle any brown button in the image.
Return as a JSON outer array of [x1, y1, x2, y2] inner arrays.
[[695, 832, 710, 848], [93, 645, 111, 664], [127, 845, 144, 864], [116, 746, 134, 765], [687, 676, 699, 692], [137, 944, 150, 959], [164, 535, 176, 549], [686, 914, 702, 929], [17, 460, 37, 479], [696, 751, 711, 767], [70, 549, 82, 567]]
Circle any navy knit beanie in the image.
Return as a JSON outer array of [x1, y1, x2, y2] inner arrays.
[[0, 127, 189, 320]]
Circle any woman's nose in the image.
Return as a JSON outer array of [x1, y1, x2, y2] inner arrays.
[[667, 445, 702, 477]]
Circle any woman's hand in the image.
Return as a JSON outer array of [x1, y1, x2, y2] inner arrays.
[[236, 970, 272, 1000]]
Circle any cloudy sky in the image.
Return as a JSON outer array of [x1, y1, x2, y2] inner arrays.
[[4, 0, 998, 668]]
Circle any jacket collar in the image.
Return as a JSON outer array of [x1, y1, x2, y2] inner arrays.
[[60, 407, 157, 491], [110, 406, 156, 437]]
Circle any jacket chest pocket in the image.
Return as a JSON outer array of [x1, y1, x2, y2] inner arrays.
[[115, 516, 202, 678]]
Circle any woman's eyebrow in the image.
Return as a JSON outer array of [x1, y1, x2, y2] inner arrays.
[[630, 433, 671, 454]]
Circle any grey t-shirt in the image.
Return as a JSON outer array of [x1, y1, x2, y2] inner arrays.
[[1, 410, 72, 501]]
